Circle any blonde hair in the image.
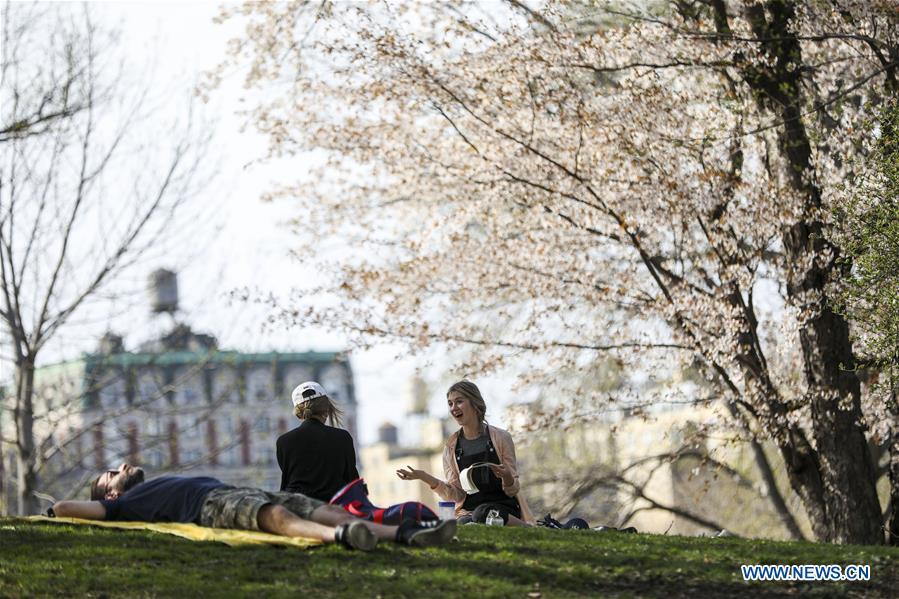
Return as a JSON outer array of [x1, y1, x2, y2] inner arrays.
[[447, 380, 487, 423], [294, 395, 344, 427]]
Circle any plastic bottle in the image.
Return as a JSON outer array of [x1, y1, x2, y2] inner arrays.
[[437, 501, 456, 520], [485, 509, 504, 526]]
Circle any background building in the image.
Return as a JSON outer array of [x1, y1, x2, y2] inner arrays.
[[3, 336, 356, 510], [0, 270, 357, 512]]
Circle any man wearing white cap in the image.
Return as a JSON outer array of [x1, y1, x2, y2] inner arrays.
[[276, 381, 360, 502]]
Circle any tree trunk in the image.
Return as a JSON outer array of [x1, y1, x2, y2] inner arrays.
[[777, 76, 883, 548], [888, 384, 899, 545], [0, 433, 5, 516], [15, 358, 38, 515], [740, 0, 883, 544], [15, 455, 38, 516], [800, 320, 883, 545]]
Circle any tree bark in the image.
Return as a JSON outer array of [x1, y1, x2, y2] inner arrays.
[[14, 358, 38, 515], [0, 426, 5, 516], [798, 310, 882, 544], [888, 383, 899, 545], [739, 0, 883, 544]]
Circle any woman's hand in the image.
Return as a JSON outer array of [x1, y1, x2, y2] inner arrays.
[[488, 463, 514, 487], [396, 465, 432, 483]]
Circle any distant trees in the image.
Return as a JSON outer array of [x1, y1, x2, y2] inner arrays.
[[0, 3, 210, 514], [216, 1, 898, 544]]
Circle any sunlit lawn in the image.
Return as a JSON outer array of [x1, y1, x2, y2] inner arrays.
[[0, 518, 896, 598]]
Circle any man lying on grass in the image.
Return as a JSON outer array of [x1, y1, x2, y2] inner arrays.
[[49, 463, 456, 551]]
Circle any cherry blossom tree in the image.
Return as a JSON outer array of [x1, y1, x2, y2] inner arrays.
[[213, 1, 898, 544]]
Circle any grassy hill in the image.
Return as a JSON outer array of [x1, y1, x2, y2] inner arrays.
[[0, 518, 896, 598]]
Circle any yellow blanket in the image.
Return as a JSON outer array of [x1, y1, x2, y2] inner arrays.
[[24, 515, 321, 549]]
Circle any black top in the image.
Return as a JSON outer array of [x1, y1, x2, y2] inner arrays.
[[455, 426, 520, 516], [99, 476, 226, 523], [276, 419, 359, 501]]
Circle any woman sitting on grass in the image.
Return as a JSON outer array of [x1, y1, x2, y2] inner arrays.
[[396, 380, 534, 526]]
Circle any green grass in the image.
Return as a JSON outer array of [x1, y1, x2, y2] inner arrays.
[[0, 518, 896, 598]]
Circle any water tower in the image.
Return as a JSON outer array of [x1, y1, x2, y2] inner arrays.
[[377, 422, 399, 446], [149, 269, 179, 315]]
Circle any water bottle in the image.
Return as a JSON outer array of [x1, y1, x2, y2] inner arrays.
[[485, 509, 503, 526], [437, 501, 455, 520]]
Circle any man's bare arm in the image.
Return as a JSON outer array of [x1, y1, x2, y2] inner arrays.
[[51, 500, 107, 520]]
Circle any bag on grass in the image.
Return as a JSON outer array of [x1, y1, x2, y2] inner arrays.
[[329, 477, 439, 524], [537, 513, 590, 530]]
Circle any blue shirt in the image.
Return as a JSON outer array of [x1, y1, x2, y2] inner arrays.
[[99, 476, 226, 523]]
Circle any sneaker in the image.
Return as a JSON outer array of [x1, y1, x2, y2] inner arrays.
[[334, 521, 378, 551], [563, 518, 590, 530], [395, 519, 457, 547], [715, 529, 735, 538], [537, 514, 564, 529]]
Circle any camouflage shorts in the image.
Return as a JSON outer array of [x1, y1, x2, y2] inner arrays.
[[198, 486, 325, 531]]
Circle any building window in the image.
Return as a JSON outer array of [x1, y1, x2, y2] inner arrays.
[[182, 387, 197, 405], [283, 364, 313, 394], [207, 420, 218, 466], [256, 416, 270, 433], [136, 370, 166, 411], [93, 425, 105, 469], [239, 419, 251, 467], [173, 368, 204, 408], [320, 364, 347, 404], [141, 448, 160, 468], [211, 368, 241, 404], [246, 367, 271, 404], [98, 372, 127, 411], [168, 420, 179, 467]]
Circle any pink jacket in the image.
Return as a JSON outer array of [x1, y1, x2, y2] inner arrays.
[[431, 425, 535, 523]]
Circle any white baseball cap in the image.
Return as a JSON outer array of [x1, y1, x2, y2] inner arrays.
[[291, 381, 328, 407]]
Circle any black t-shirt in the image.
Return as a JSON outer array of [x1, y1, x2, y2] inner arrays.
[[276, 419, 359, 501], [99, 476, 226, 523], [455, 427, 520, 516]]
